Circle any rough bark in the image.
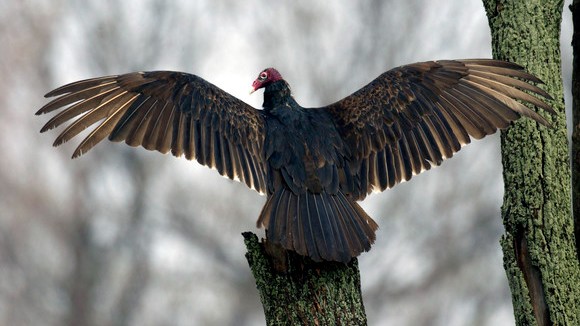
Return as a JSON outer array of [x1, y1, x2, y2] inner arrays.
[[571, 0, 580, 262], [483, 0, 580, 325], [243, 232, 367, 326]]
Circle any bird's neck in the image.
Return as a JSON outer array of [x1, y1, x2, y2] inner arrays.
[[263, 80, 295, 110]]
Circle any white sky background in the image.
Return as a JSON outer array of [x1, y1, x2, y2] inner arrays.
[[0, 0, 574, 325]]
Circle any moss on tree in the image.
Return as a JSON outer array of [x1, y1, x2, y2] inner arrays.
[[243, 232, 367, 326], [483, 0, 580, 324]]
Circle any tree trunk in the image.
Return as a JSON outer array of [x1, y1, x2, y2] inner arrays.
[[483, 0, 580, 325], [243, 232, 367, 326], [571, 0, 580, 262]]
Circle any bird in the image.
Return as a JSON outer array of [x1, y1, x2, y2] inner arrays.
[[36, 59, 555, 263]]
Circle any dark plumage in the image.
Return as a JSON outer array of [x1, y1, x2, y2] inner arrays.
[[36, 59, 555, 263]]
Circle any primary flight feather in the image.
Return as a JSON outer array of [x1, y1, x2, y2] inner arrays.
[[37, 59, 554, 263]]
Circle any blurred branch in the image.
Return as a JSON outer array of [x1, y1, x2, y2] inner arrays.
[[109, 152, 152, 326]]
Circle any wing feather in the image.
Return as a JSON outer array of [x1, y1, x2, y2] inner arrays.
[[72, 93, 139, 157], [37, 71, 267, 193], [322, 59, 554, 199]]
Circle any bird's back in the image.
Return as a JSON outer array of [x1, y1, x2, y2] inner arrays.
[[259, 104, 378, 263], [263, 105, 347, 195]]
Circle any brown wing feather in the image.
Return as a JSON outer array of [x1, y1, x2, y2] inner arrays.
[[322, 59, 554, 200], [37, 71, 267, 194]]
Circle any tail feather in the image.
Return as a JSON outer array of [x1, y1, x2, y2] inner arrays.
[[317, 193, 343, 260], [336, 192, 377, 253], [332, 194, 364, 255], [257, 188, 378, 263]]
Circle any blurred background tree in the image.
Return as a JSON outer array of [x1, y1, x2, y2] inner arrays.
[[0, 1, 573, 325]]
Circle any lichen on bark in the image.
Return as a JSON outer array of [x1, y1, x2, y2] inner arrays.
[[243, 232, 367, 326], [483, 0, 580, 324]]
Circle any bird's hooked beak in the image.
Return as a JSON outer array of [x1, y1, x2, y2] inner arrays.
[[249, 79, 262, 95]]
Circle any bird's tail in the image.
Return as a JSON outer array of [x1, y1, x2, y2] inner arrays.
[[257, 188, 378, 263]]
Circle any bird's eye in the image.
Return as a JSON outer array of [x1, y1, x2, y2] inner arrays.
[[259, 72, 268, 80]]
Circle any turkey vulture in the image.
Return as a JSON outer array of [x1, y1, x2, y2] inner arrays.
[[36, 59, 554, 263]]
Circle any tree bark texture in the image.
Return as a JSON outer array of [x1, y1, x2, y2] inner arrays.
[[571, 0, 580, 262], [243, 232, 367, 326], [483, 0, 580, 325]]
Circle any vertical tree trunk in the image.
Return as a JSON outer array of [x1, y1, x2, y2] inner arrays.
[[483, 0, 580, 324], [571, 0, 580, 261], [243, 233, 367, 326]]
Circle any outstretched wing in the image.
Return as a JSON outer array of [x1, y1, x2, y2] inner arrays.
[[322, 59, 555, 200], [37, 71, 267, 193]]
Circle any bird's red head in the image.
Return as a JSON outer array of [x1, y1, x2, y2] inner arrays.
[[250, 68, 283, 94]]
